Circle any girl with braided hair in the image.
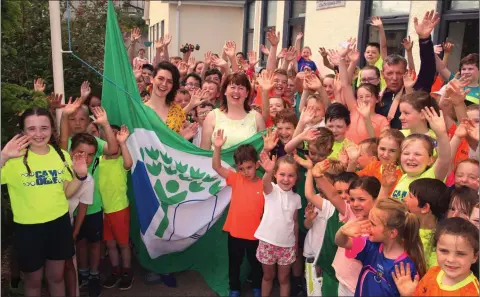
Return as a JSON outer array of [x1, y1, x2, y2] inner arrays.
[[1, 107, 88, 297]]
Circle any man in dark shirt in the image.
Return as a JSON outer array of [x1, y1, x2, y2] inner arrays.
[[377, 11, 438, 129]]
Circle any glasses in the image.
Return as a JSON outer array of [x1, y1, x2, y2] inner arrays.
[[197, 110, 212, 116], [185, 82, 200, 88], [360, 77, 379, 84]]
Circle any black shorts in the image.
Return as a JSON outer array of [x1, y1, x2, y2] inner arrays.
[[14, 212, 75, 273], [76, 211, 103, 243]]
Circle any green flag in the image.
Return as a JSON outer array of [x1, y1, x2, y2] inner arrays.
[[101, 1, 263, 295]]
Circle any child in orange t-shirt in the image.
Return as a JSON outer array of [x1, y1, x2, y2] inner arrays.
[[212, 129, 264, 297], [393, 217, 479, 296], [349, 129, 404, 194]]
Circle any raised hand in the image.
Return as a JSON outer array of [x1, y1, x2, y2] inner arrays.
[[443, 41, 454, 53], [465, 119, 479, 141], [318, 47, 328, 58], [370, 16, 383, 27], [223, 40, 236, 58], [414, 10, 440, 39], [299, 106, 317, 125], [259, 151, 276, 173], [285, 46, 297, 62], [340, 219, 371, 238], [92, 106, 109, 127], [445, 74, 470, 106], [204, 50, 213, 65], [454, 120, 468, 138], [262, 128, 279, 152], [48, 93, 65, 110], [80, 81, 91, 99], [277, 48, 287, 60], [381, 162, 398, 188], [211, 55, 228, 68], [347, 44, 360, 63], [357, 99, 371, 119], [422, 107, 446, 134], [177, 61, 188, 77], [345, 144, 360, 161], [257, 69, 275, 91], [163, 34, 172, 46], [134, 64, 143, 80], [305, 203, 318, 221], [293, 151, 313, 169], [180, 122, 199, 140], [401, 36, 414, 52], [1, 134, 31, 159], [63, 97, 85, 116], [130, 27, 141, 42], [190, 88, 208, 107], [296, 32, 304, 41], [403, 70, 418, 90], [72, 152, 88, 177], [312, 159, 330, 178], [391, 262, 419, 297], [433, 44, 443, 55], [116, 125, 130, 144], [327, 49, 343, 65], [304, 73, 322, 91], [34, 78, 46, 92], [266, 29, 280, 47], [187, 56, 196, 71], [213, 129, 227, 148], [247, 51, 260, 68], [260, 44, 270, 56]]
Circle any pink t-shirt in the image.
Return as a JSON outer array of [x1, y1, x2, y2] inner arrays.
[[331, 202, 364, 293], [345, 111, 389, 144]]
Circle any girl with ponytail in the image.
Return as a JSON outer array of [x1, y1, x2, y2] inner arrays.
[[335, 197, 425, 296], [1, 107, 88, 297]]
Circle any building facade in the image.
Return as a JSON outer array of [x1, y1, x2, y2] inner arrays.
[[244, 0, 478, 74]]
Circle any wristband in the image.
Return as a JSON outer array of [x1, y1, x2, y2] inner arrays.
[[75, 173, 88, 181]]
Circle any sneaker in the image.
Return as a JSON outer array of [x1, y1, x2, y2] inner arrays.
[[252, 288, 261, 297], [103, 273, 120, 289], [229, 290, 241, 297], [160, 274, 177, 288], [119, 273, 134, 291], [88, 275, 102, 297]]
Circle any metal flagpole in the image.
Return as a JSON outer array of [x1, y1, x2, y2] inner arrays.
[[48, 1, 67, 129]]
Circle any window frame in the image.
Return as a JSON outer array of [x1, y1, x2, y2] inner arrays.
[[242, 0, 256, 54], [259, 0, 276, 65], [282, 0, 305, 48], [357, 0, 409, 66], [436, 0, 479, 45]]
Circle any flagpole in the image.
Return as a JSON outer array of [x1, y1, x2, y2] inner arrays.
[[49, 0, 66, 129]]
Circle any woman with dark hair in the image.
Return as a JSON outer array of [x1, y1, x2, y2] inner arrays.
[[200, 72, 265, 150], [144, 61, 185, 133]]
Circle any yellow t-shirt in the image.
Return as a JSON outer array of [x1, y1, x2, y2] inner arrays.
[[391, 167, 436, 201], [98, 156, 129, 214], [329, 138, 352, 160], [1, 145, 72, 224], [420, 228, 437, 269]]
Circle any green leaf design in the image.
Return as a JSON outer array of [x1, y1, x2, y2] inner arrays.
[[209, 181, 222, 195], [140, 147, 145, 161], [202, 174, 217, 183], [190, 167, 206, 179], [154, 179, 188, 205], [160, 151, 172, 165], [145, 146, 160, 161], [146, 162, 161, 176], [175, 161, 188, 174], [156, 203, 169, 238], [189, 181, 205, 193], [179, 173, 192, 182], [164, 166, 177, 175]]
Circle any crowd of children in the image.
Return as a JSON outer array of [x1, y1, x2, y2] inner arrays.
[[2, 9, 479, 297]]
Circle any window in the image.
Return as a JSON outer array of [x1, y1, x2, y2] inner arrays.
[[161, 20, 164, 39], [156, 23, 159, 41], [283, 0, 305, 48], [149, 25, 154, 61], [243, 0, 255, 53], [437, 0, 479, 73], [260, 0, 277, 65], [357, 0, 410, 65]]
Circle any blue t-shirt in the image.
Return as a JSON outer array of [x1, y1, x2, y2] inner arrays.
[[297, 56, 318, 73], [347, 237, 417, 297]]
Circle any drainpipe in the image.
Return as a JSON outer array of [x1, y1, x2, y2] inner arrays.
[[143, 0, 150, 25], [176, 1, 181, 56]]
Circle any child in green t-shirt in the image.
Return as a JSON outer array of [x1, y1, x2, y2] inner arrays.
[[404, 178, 451, 269], [98, 125, 134, 291]]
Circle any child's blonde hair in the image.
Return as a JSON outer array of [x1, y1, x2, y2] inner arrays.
[[374, 198, 427, 277], [401, 134, 435, 157], [273, 155, 298, 178], [378, 129, 405, 147]]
